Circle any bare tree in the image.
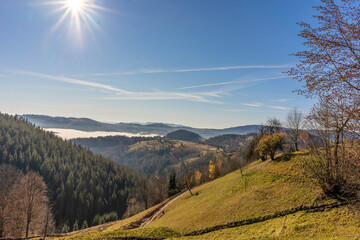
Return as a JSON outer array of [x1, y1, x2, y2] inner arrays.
[[23, 172, 49, 237], [287, 0, 360, 200], [42, 203, 55, 240], [139, 177, 150, 209], [304, 97, 360, 199], [265, 117, 282, 134], [183, 175, 194, 196], [152, 177, 167, 204], [285, 107, 303, 151], [2, 169, 54, 238], [288, 0, 360, 100], [0, 165, 23, 238]]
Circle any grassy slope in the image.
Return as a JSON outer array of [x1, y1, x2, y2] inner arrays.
[[48, 152, 360, 239]]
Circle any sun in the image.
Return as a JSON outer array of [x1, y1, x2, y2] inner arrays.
[[66, 0, 85, 13], [43, 0, 107, 47]]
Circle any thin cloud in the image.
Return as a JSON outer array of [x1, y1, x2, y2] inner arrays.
[[178, 76, 290, 90], [77, 64, 291, 77], [10, 70, 223, 104], [102, 92, 223, 104], [242, 102, 262, 107], [270, 98, 292, 103], [268, 105, 290, 111], [238, 103, 289, 111], [13, 70, 131, 94]]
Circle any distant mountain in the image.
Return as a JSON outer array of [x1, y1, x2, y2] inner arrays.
[[166, 130, 203, 142], [23, 115, 261, 138]]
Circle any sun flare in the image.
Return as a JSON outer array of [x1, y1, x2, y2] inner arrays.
[[44, 0, 106, 47], [66, 0, 85, 13]]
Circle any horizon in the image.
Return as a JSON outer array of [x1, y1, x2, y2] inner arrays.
[[0, 0, 318, 128], [20, 113, 261, 130]]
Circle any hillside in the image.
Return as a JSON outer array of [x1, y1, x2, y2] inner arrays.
[[50, 151, 360, 239], [0, 113, 146, 230], [23, 114, 261, 138], [74, 136, 218, 177], [203, 133, 255, 152], [165, 130, 203, 142]]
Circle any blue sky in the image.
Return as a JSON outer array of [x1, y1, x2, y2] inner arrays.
[[0, 0, 318, 128]]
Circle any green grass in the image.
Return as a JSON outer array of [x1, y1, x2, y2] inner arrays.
[[46, 151, 360, 239], [168, 206, 360, 239], [147, 152, 331, 233]]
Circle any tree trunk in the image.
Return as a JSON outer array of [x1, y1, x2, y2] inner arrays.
[[43, 205, 50, 240], [0, 219, 4, 238], [187, 187, 193, 196], [270, 152, 275, 161]]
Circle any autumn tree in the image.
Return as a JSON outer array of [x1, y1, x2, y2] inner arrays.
[[285, 107, 303, 151], [208, 160, 216, 180], [257, 132, 286, 161]]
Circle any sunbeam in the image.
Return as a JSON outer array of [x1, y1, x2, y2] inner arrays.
[[43, 0, 106, 47]]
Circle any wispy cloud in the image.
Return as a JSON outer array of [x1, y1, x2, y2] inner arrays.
[[242, 102, 262, 107], [270, 98, 292, 103], [14, 70, 131, 94], [178, 76, 290, 90], [268, 105, 290, 111], [236, 102, 289, 112], [76, 64, 291, 77], [10, 70, 223, 103], [101, 91, 223, 103]]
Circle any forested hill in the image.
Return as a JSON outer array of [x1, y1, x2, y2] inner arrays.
[[165, 130, 203, 142], [0, 113, 144, 229], [204, 134, 255, 152]]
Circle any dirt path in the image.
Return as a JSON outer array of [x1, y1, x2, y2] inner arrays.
[[123, 191, 188, 230], [140, 191, 187, 227]]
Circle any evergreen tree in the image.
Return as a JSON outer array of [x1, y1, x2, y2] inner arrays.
[[81, 220, 88, 230], [72, 220, 79, 232], [167, 173, 179, 197], [62, 223, 69, 233]]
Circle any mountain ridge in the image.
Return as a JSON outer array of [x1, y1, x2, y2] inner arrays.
[[22, 114, 260, 138]]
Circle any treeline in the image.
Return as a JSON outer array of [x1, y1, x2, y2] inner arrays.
[[0, 113, 146, 233]]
